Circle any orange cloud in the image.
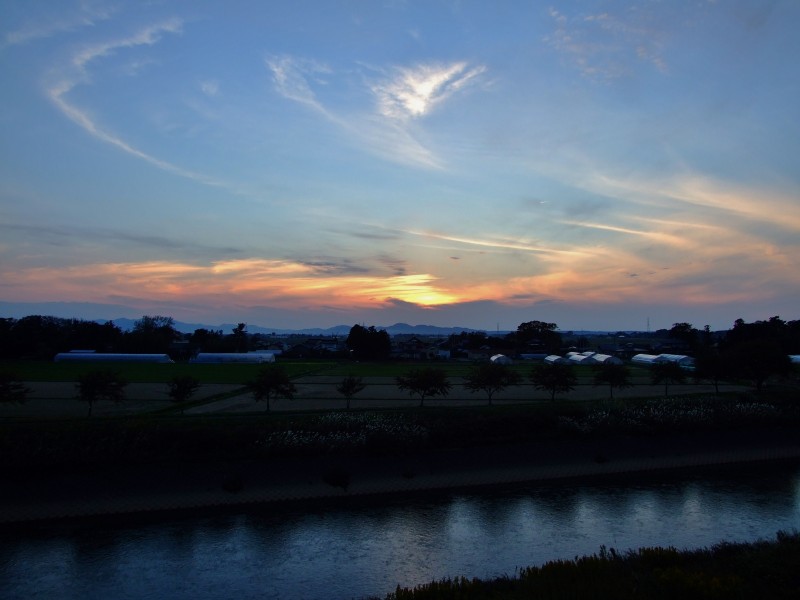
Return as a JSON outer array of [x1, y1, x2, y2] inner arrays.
[[4, 214, 799, 317], [0, 260, 463, 310]]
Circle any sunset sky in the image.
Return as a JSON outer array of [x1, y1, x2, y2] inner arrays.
[[1, 1, 798, 332]]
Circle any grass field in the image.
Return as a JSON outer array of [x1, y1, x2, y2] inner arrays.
[[0, 358, 655, 383]]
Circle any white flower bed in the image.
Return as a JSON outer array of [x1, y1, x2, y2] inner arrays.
[[256, 412, 429, 454]]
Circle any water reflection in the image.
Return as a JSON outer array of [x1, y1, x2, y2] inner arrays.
[[1, 464, 798, 600]]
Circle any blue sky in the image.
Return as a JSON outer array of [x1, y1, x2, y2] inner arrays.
[[1, 0, 798, 331]]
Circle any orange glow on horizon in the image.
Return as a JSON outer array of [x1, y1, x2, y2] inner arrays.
[[4, 228, 799, 316]]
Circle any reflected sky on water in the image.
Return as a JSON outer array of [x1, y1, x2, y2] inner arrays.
[[1, 464, 799, 600]]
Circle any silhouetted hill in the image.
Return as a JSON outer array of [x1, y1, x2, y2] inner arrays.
[[100, 318, 488, 337]]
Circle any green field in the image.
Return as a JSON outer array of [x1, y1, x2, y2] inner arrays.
[[0, 359, 654, 384]]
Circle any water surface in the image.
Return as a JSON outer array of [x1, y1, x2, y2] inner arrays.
[[1, 464, 798, 599]]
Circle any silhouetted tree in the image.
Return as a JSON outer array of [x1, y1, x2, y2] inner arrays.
[[515, 320, 562, 354], [0, 318, 13, 359], [668, 322, 699, 353], [190, 328, 227, 353], [346, 325, 391, 360], [530, 363, 577, 402], [76, 370, 127, 417], [126, 315, 179, 354], [723, 339, 791, 391], [593, 363, 632, 400], [63, 319, 122, 353], [167, 375, 201, 413], [650, 361, 687, 396], [336, 375, 366, 409], [8, 315, 66, 359], [694, 349, 728, 395], [231, 323, 248, 352], [246, 364, 296, 411], [463, 362, 521, 405], [724, 316, 800, 353], [0, 372, 30, 406], [396, 367, 451, 407]]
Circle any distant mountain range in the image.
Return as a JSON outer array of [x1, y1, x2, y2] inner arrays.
[[101, 318, 497, 337], [101, 318, 624, 337]]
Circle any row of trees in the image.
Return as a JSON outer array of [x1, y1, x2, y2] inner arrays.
[[240, 362, 637, 412], [1, 350, 791, 415], [0, 361, 628, 414], [0, 315, 256, 360], [344, 320, 565, 361], [196, 355, 789, 409], [0, 370, 205, 417], [3, 314, 798, 362]]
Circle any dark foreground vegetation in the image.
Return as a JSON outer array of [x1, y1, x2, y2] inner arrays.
[[1, 387, 798, 474], [375, 531, 800, 600]]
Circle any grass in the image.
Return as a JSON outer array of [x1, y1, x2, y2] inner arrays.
[[1, 358, 797, 472], [377, 531, 800, 599], [0, 359, 335, 384], [0, 358, 659, 384], [1, 391, 797, 472]]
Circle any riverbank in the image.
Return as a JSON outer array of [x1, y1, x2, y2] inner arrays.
[[2, 426, 799, 526], [377, 531, 800, 599]]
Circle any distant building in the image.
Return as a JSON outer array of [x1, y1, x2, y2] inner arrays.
[[631, 353, 661, 366], [190, 352, 275, 364], [490, 354, 512, 365], [544, 355, 567, 365], [567, 354, 597, 365], [54, 352, 174, 363], [591, 353, 623, 365]]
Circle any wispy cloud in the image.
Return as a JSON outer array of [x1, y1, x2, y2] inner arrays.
[[200, 80, 219, 97], [576, 170, 800, 233], [545, 6, 668, 80], [558, 220, 688, 248], [402, 228, 588, 257], [70, 18, 183, 70], [372, 62, 487, 120], [266, 55, 486, 169], [2, 1, 117, 48], [0, 222, 243, 257], [265, 55, 334, 117], [0, 259, 462, 309], [43, 18, 237, 190]]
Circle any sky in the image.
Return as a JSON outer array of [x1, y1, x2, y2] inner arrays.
[[1, 0, 799, 332]]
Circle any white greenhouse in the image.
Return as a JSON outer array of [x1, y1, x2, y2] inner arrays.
[[54, 353, 174, 363], [631, 353, 661, 366], [544, 355, 567, 365], [190, 352, 275, 364], [490, 354, 513, 365], [568, 354, 597, 365], [591, 354, 623, 365], [656, 354, 695, 368]]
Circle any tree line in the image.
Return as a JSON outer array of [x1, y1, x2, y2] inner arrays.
[[2, 313, 797, 381], [0, 315, 255, 360]]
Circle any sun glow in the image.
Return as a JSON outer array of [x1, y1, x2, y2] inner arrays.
[[1, 260, 465, 310]]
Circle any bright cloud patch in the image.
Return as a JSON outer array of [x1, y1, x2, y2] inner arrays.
[[0, 259, 463, 311], [374, 62, 486, 120]]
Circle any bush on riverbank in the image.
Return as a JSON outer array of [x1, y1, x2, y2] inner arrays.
[[378, 531, 800, 599]]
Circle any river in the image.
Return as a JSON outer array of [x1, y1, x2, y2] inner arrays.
[[1, 462, 799, 600]]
